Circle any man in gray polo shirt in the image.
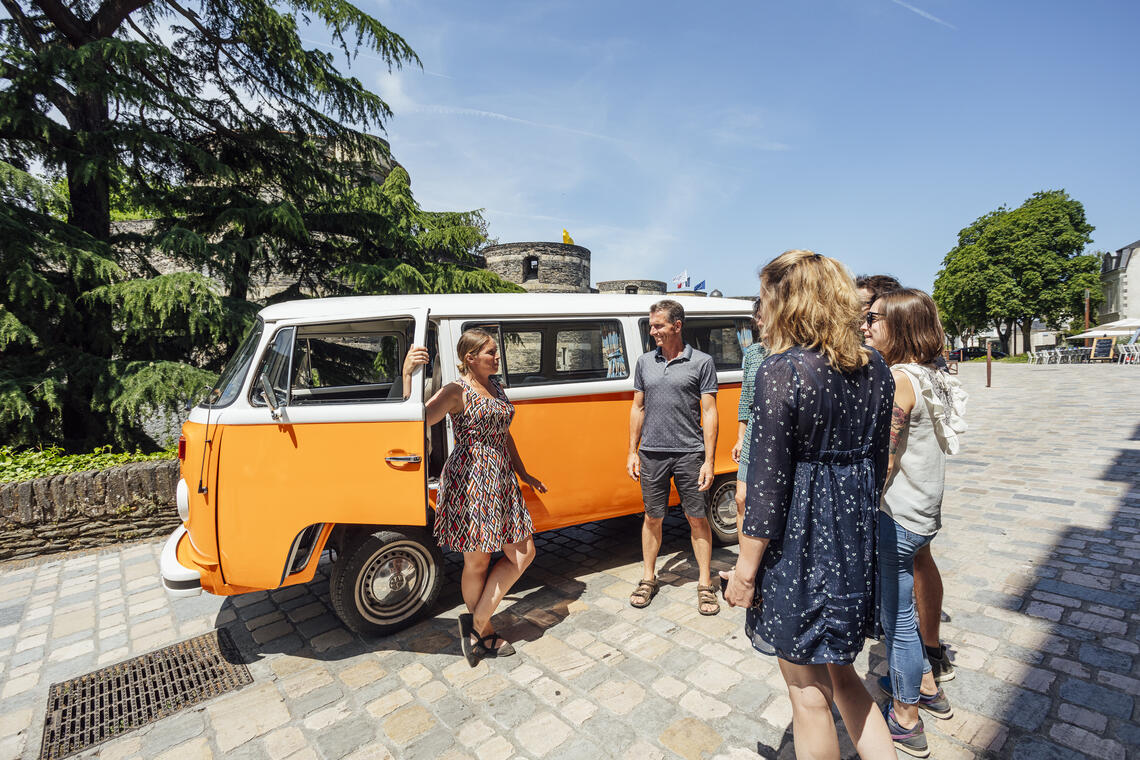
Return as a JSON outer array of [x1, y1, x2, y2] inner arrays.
[[626, 299, 720, 615]]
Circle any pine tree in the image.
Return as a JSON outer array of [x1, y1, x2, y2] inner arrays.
[[1, 0, 519, 450]]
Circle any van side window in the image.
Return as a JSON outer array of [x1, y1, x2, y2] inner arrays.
[[464, 320, 628, 386], [639, 317, 753, 370], [251, 318, 413, 406]]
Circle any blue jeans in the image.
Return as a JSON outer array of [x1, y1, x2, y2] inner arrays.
[[878, 511, 934, 704]]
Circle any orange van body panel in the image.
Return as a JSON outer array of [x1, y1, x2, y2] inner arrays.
[[181, 381, 742, 594], [179, 421, 221, 564], [214, 420, 426, 591], [510, 382, 742, 532]]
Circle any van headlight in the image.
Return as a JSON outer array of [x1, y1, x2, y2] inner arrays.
[[176, 478, 190, 521]]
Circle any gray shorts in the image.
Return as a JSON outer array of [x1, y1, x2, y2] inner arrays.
[[639, 450, 708, 519]]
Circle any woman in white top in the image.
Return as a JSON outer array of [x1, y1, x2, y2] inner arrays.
[[862, 288, 967, 758]]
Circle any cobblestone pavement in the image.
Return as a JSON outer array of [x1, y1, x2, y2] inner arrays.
[[1, 362, 1138, 760]]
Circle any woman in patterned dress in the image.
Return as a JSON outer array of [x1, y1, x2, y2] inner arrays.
[[720, 250, 896, 760], [731, 297, 768, 522], [403, 328, 546, 665]]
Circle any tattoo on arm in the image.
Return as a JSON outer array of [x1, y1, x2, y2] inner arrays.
[[889, 403, 911, 456]]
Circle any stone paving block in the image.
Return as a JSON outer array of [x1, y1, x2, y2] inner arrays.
[[1059, 677, 1134, 719], [474, 735, 514, 760], [381, 704, 436, 744], [206, 682, 291, 752], [660, 716, 723, 760], [312, 715, 373, 756], [514, 711, 572, 756], [263, 726, 306, 760], [141, 710, 207, 757], [365, 687, 413, 718], [154, 736, 213, 760], [483, 689, 535, 730]]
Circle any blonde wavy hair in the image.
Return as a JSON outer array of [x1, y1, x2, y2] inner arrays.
[[759, 249, 870, 373]]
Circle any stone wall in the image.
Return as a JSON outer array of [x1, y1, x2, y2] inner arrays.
[[482, 242, 592, 293], [0, 461, 180, 562], [596, 279, 667, 295]]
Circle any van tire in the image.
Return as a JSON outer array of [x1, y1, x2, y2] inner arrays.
[[707, 477, 739, 545], [329, 528, 444, 636]]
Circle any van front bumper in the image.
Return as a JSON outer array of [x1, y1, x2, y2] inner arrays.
[[161, 525, 203, 597]]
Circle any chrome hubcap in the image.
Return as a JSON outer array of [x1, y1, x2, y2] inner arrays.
[[360, 545, 424, 618], [711, 483, 738, 533]]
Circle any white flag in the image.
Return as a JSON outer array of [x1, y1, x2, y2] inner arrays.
[[672, 269, 689, 289]]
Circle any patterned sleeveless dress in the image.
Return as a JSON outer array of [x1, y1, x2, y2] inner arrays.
[[434, 378, 534, 552]]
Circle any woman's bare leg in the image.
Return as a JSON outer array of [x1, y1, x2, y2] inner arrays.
[[472, 536, 536, 638], [460, 551, 491, 614], [777, 659, 840, 760], [826, 663, 896, 759]]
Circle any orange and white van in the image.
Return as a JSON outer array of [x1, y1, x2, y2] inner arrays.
[[161, 294, 755, 633]]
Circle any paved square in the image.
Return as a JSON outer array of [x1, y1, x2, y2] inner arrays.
[[0, 362, 1137, 759]]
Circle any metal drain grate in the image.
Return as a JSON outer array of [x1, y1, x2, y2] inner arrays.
[[40, 629, 252, 760]]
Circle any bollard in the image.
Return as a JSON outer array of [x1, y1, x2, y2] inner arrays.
[[986, 343, 992, 387]]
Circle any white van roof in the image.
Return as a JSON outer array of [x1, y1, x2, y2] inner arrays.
[[258, 293, 753, 323]]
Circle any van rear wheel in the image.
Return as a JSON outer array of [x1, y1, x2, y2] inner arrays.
[[707, 477, 739, 545], [330, 528, 444, 635]]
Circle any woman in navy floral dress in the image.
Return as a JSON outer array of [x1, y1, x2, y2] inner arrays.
[[404, 328, 545, 666], [721, 250, 895, 760]]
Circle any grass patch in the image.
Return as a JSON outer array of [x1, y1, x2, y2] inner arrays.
[[0, 445, 175, 484]]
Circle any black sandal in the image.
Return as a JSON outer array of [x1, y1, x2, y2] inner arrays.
[[458, 613, 479, 667], [476, 633, 515, 658]]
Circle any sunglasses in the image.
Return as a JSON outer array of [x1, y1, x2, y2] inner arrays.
[[865, 311, 883, 327]]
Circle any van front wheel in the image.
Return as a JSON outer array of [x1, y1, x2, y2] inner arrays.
[[707, 477, 740, 545], [330, 528, 444, 636]]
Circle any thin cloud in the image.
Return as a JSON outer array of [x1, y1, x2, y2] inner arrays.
[[412, 104, 623, 144], [889, 0, 957, 30]]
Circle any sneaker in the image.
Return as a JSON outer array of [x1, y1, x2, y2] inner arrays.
[[882, 702, 930, 758], [928, 643, 956, 682], [878, 677, 954, 720]]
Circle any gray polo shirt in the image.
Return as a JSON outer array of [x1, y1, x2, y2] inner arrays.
[[634, 344, 718, 453]]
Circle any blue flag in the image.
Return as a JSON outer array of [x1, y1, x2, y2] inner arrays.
[[693, 280, 706, 291]]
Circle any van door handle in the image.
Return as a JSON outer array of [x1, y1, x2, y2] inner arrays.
[[385, 455, 422, 463]]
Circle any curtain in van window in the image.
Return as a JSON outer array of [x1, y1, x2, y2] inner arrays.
[[603, 328, 627, 378]]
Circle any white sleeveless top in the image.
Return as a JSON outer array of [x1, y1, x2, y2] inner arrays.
[[880, 364, 968, 536]]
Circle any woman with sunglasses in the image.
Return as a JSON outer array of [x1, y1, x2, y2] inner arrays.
[[721, 250, 896, 760], [862, 289, 967, 758]]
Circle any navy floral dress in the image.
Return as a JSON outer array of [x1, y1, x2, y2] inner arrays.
[[743, 347, 894, 664]]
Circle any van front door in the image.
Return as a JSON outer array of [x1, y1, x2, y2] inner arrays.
[[217, 308, 429, 591]]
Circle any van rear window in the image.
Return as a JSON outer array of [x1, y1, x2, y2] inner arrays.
[[464, 320, 629, 387], [639, 317, 754, 370]]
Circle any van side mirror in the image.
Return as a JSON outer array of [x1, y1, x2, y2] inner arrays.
[[259, 372, 282, 420]]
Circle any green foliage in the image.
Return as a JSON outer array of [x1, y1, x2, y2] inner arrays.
[[0, 445, 174, 484], [0, 0, 518, 451], [933, 190, 1099, 354]]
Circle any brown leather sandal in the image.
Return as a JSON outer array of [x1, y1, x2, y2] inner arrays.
[[629, 578, 659, 608], [696, 584, 721, 616]]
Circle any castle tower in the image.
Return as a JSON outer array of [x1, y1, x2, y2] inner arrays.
[[482, 242, 592, 293]]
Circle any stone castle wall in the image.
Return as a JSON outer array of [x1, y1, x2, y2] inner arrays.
[[596, 279, 667, 295], [0, 461, 180, 561], [483, 242, 592, 293]]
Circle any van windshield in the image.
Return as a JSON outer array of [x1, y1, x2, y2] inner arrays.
[[202, 319, 264, 408]]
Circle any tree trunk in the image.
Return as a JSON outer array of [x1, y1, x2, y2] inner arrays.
[[66, 92, 112, 243], [994, 320, 1011, 355], [229, 243, 252, 301], [1020, 319, 1034, 356]]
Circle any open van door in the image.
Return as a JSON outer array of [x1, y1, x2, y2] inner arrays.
[[216, 308, 440, 632]]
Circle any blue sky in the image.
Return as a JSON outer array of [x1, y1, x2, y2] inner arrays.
[[313, 0, 1139, 295]]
